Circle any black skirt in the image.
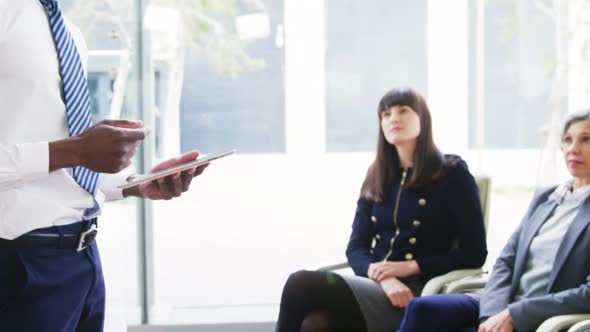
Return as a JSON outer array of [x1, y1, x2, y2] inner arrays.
[[341, 274, 423, 332]]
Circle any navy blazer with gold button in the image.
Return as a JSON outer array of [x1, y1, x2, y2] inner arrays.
[[346, 157, 487, 283]]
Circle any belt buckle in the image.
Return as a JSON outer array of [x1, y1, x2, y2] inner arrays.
[[76, 224, 98, 251]]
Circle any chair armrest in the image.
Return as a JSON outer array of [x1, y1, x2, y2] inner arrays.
[[317, 261, 349, 271], [421, 269, 485, 296], [568, 319, 590, 332], [315, 261, 355, 276], [536, 314, 590, 332], [317, 265, 487, 294], [444, 272, 488, 294]]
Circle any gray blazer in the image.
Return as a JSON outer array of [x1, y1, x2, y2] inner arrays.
[[477, 186, 590, 331]]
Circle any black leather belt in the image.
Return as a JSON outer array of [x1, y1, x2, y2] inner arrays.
[[0, 220, 98, 252]]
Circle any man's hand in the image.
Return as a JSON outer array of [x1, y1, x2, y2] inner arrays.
[[78, 120, 147, 173], [123, 150, 209, 200], [49, 119, 147, 173], [368, 260, 420, 282], [379, 277, 414, 308], [478, 309, 514, 332]]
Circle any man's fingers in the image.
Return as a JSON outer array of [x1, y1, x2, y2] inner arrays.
[[178, 150, 200, 162], [149, 156, 184, 172], [119, 127, 148, 142], [150, 159, 176, 172], [169, 174, 182, 197], [156, 178, 173, 200], [102, 119, 143, 129], [194, 163, 209, 176], [181, 169, 195, 192], [163, 174, 181, 197], [150, 151, 201, 173]]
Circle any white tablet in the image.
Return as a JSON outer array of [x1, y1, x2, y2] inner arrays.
[[118, 150, 235, 189]]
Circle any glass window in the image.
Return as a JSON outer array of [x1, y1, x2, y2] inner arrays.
[[468, 0, 556, 149], [325, 0, 428, 152], [148, 0, 290, 324], [63, 0, 143, 329], [146, 1, 286, 155], [463, 0, 590, 268]]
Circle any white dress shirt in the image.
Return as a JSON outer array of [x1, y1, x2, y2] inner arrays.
[[0, 0, 130, 239]]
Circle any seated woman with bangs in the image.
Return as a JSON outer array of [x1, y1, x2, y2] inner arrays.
[[274, 87, 488, 332]]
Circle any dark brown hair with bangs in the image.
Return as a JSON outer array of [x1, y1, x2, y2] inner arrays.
[[360, 87, 448, 201]]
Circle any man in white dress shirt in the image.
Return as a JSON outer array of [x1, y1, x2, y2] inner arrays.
[[0, 0, 208, 330]]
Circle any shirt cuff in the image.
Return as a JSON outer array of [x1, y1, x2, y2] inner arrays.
[[18, 141, 50, 180], [99, 170, 133, 201]]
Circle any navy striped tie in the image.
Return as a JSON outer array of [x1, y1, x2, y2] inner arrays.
[[40, 0, 99, 195]]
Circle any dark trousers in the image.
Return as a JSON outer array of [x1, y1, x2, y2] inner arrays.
[[398, 294, 480, 332], [0, 221, 106, 332]]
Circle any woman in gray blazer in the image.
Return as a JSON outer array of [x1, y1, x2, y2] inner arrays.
[[398, 110, 590, 332]]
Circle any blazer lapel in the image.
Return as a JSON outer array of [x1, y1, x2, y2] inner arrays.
[[546, 199, 590, 290], [513, 200, 557, 283]]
